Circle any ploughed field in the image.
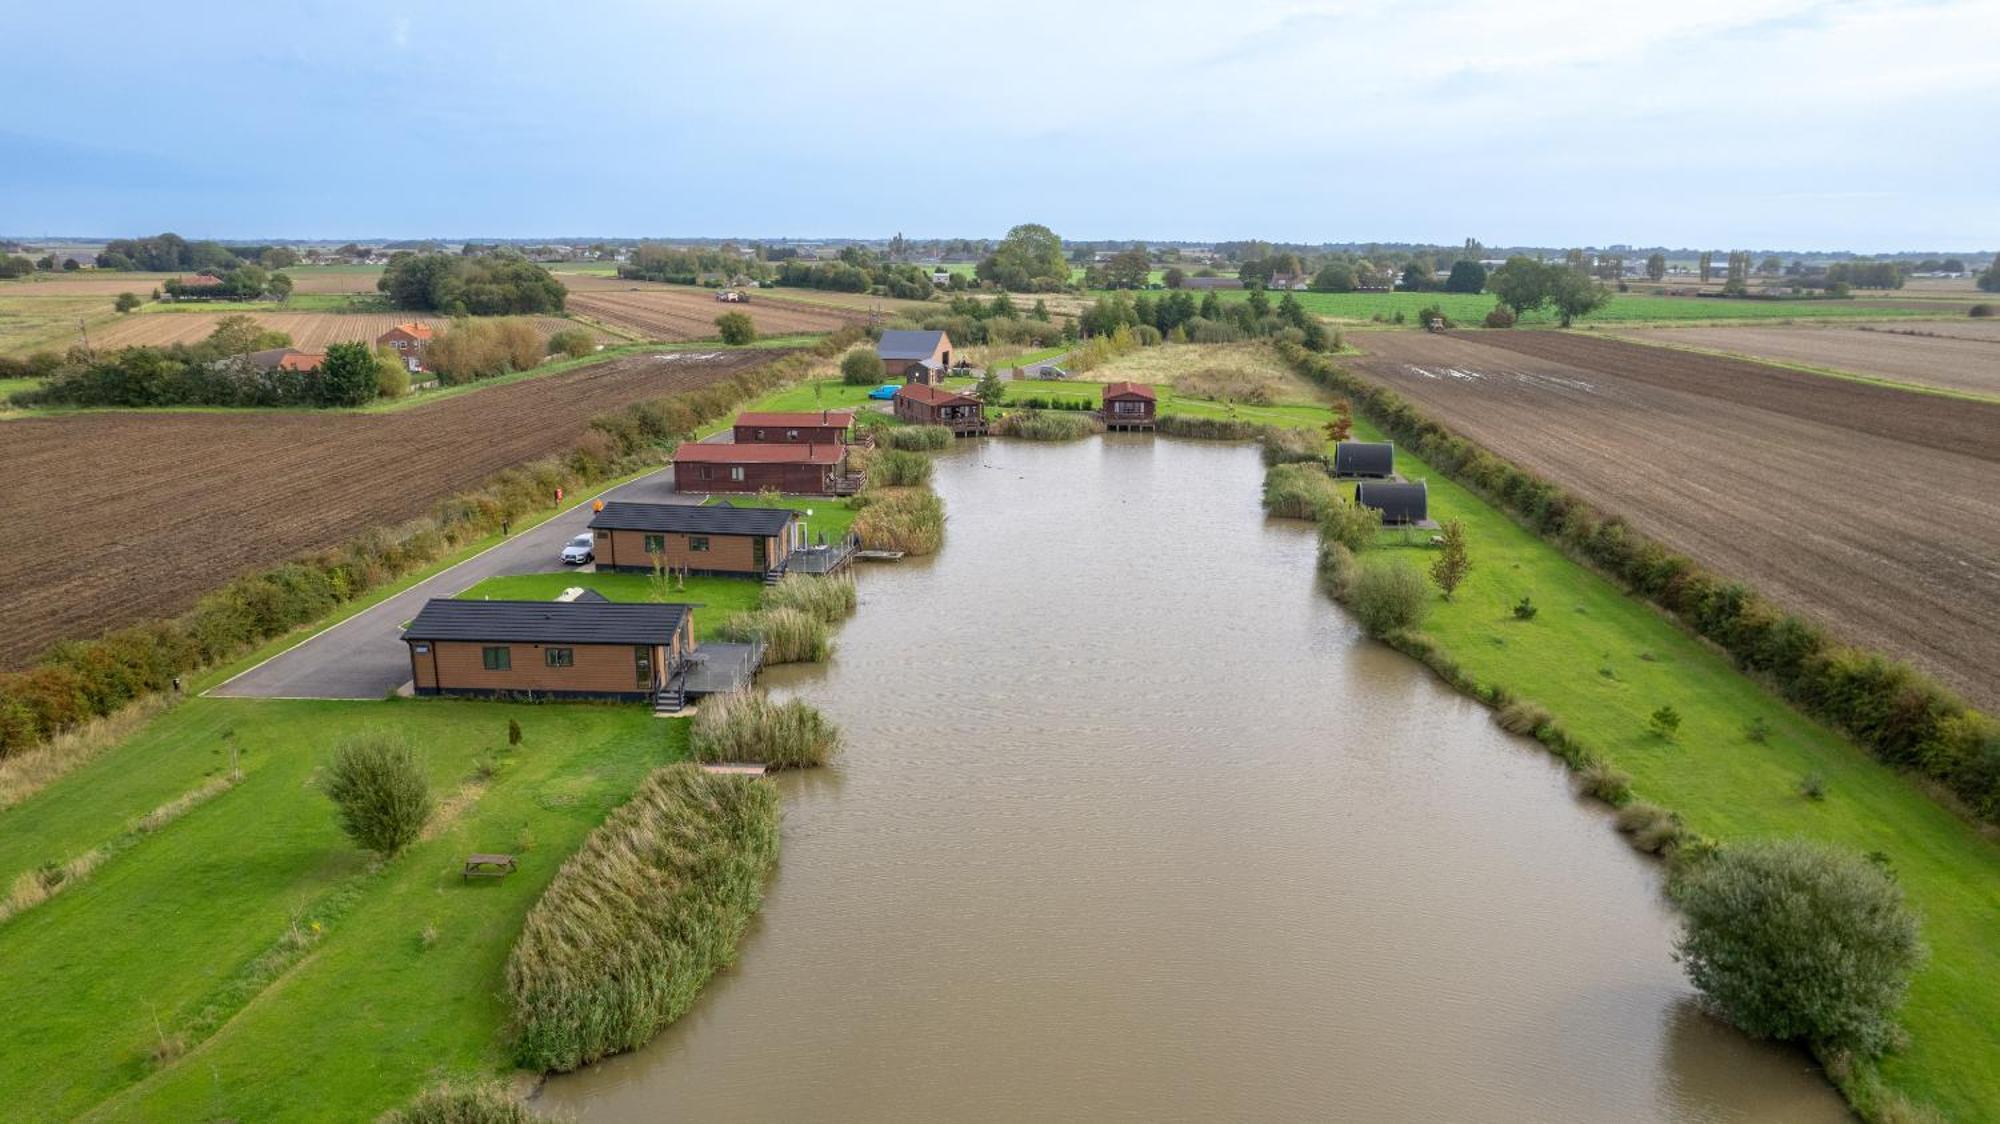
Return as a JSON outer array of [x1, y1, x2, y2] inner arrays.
[[84, 312, 600, 351], [0, 350, 780, 667], [1610, 322, 2000, 398], [564, 284, 861, 340], [1351, 330, 2000, 711]]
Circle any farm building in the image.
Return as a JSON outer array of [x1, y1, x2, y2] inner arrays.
[[673, 442, 857, 495], [733, 409, 857, 446], [377, 322, 434, 372], [1334, 441, 1395, 479], [894, 383, 987, 435], [877, 329, 954, 383], [1101, 381, 1157, 431], [402, 598, 696, 703], [588, 501, 803, 578], [245, 348, 326, 373], [1355, 480, 1429, 526]]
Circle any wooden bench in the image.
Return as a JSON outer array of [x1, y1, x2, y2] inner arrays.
[[462, 853, 517, 881]]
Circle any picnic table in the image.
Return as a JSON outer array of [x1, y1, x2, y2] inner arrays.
[[462, 853, 518, 880]]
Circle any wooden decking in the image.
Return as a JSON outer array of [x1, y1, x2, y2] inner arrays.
[[699, 763, 770, 777]]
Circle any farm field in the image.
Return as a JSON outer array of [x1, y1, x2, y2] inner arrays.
[[1611, 322, 2000, 398], [567, 285, 859, 340], [83, 311, 598, 351], [0, 349, 783, 667], [1349, 330, 2000, 711], [1119, 288, 1962, 326]]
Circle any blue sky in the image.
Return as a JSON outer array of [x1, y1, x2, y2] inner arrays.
[[3, 0, 1995, 251]]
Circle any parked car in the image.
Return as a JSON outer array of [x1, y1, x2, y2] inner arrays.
[[560, 533, 594, 565], [1041, 366, 1070, 379]]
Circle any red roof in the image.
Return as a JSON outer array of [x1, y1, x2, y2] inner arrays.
[[379, 322, 434, 343], [276, 351, 325, 371], [1102, 381, 1156, 401], [673, 442, 846, 465], [895, 384, 979, 407], [734, 410, 856, 429]]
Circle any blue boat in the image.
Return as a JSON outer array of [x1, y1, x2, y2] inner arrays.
[[867, 384, 900, 401]]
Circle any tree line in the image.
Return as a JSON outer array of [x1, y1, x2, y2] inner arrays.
[[377, 252, 567, 315]]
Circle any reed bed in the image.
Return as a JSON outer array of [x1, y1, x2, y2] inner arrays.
[[761, 573, 857, 623], [869, 448, 935, 488], [994, 409, 1103, 441], [711, 606, 830, 664], [1259, 426, 1327, 466], [852, 486, 945, 555], [882, 425, 953, 451], [1155, 413, 1272, 441], [506, 763, 780, 1073], [381, 1080, 558, 1123], [691, 689, 841, 770], [1261, 462, 1344, 521]]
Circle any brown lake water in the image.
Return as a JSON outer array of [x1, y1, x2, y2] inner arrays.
[[539, 437, 1847, 1122]]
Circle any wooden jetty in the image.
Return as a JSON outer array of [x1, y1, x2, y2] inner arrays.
[[699, 763, 770, 777], [855, 549, 905, 562]]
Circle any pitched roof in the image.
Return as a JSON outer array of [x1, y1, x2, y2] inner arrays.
[[876, 329, 948, 360], [245, 347, 302, 371], [589, 501, 798, 536], [1102, 381, 1156, 401], [734, 410, 856, 429], [895, 383, 979, 407], [672, 442, 846, 465], [379, 322, 434, 341], [276, 351, 325, 372], [402, 599, 690, 645]]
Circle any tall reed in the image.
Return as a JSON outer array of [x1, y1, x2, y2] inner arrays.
[[1261, 462, 1343, 520], [852, 487, 946, 555], [762, 573, 857, 623], [869, 449, 935, 488], [691, 689, 841, 769], [883, 425, 952, 451], [712, 607, 831, 664], [994, 409, 1103, 441]]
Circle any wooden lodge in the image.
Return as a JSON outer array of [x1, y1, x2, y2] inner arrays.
[[893, 383, 987, 435], [588, 501, 802, 578], [733, 409, 857, 446], [877, 329, 954, 384], [403, 598, 695, 702], [672, 442, 858, 495], [1101, 381, 1157, 431]]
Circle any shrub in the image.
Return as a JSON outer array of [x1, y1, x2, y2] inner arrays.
[[426, 318, 543, 384], [1578, 759, 1633, 804], [1495, 700, 1552, 736], [852, 486, 945, 555], [375, 348, 411, 398], [546, 327, 596, 359], [691, 690, 841, 769], [715, 311, 756, 345], [1318, 497, 1383, 552], [839, 347, 885, 386], [994, 409, 1102, 441], [1512, 595, 1538, 621], [1970, 304, 1994, 318], [507, 718, 522, 747], [321, 735, 432, 856], [1415, 303, 1452, 329], [1798, 771, 1828, 800], [883, 424, 951, 451], [1346, 558, 1430, 637], [762, 573, 856, 623], [712, 607, 830, 664], [114, 292, 142, 313], [506, 764, 780, 1072], [1262, 462, 1343, 520], [1745, 716, 1772, 743], [1671, 838, 1924, 1057], [1315, 539, 1358, 598], [869, 448, 934, 488], [1483, 305, 1517, 329], [381, 1080, 556, 1123], [1612, 802, 1685, 855], [1259, 426, 1325, 466], [1649, 704, 1682, 739], [1428, 518, 1472, 600]]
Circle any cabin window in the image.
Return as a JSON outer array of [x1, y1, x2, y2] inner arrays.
[[643, 534, 665, 554], [754, 429, 767, 440], [481, 646, 510, 671], [689, 536, 711, 552], [785, 429, 799, 440], [729, 467, 745, 482], [701, 466, 714, 480], [594, 529, 609, 540], [545, 648, 574, 668]]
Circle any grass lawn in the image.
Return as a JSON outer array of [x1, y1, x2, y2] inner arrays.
[[707, 494, 858, 543], [1106, 287, 1957, 326], [455, 571, 765, 638], [0, 696, 676, 1122]]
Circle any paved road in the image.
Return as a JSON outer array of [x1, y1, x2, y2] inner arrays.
[[211, 466, 700, 699]]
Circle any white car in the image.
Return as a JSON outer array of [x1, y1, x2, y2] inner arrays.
[[560, 533, 594, 565]]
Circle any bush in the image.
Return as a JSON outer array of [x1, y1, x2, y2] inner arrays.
[[546, 327, 596, 359], [1483, 305, 1517, 329], [715, 311, 756, 345], [1578, 759, 1633, 805], [1262, 462, 1343, 520], [381, 1080, 555, 1123], [1649, 704, 1682, 739], [1969, 304, 1994, 318], [322, 735, 432, 856], [1798, 771, 1828, 800], [507, 718, 522, 747], [375, 348, 411, 398], [1671, 839, 1924, 1056], [1495, 700, 1553, 736], [851, 486, 945, 555], [426, 318, 543, 384], [840, 347, 885, 386], [1612, 802, 1685, 855], [869, 449, 934, 488], [1347, 558, 1429, 637], [994, 409, 1102, 441], [1259, 426, 1325, 466], [691, 690, 841, 769], [1512, 595, 1538, 620], [712, 607, 830, 664], [1318, 497, 1383, 552], [761, 573, 856, 623], [506, 764, 779, 1071], [883, 424, 951, 451], [1316, 539, 1358, 598], [114, 292, 142, 313]]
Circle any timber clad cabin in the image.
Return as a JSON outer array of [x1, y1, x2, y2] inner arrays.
[[876, 329, 954, 384], [377, 322, 434, 373], [1101, 381, 1157, 431], [893, 383, 987, 435], [1334, 441, 1395, 479], [673, 442, 855, 495], [403, 599, 694, 702], [1355, 480, 1429, 526], [588, 501, 802, 577], [733, 410, 857, 446]]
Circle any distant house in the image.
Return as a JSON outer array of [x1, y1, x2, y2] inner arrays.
[[930, 269, 952, 285], [733, 410, 857, 446], [1267, 273, 1306, 291], [1334, 441, 1394, 479], [893, 383, 987, 436], [876, 329, 954, 383], [402, 598, 696, 702], [1100, 381, 1157, 431], [588, 501, 803, 578], [1182, 276, 1244, 291], [1355, 480, 1429, 526], [244, 347, 325, 373], [377, 322, 434, 372], [673, 442, 856, 496]]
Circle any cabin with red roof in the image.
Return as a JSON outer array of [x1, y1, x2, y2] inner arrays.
[[893, 383, 987, 436], [1101, 381, 1157, 431], [672, 442, 859, 496], [377, 322, 434, 372], [733, 409, 857, 446]]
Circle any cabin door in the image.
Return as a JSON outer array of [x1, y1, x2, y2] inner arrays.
[[752, 536, 768, 571], [634, 645, 653, 690]]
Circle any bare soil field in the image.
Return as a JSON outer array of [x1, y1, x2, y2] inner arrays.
[[1351, 330, 2000, 711], [0, 350, 781, 667], [84, 312, 597, 351], [566, 287, 858, 340], [1611, 323, 2000, 398]]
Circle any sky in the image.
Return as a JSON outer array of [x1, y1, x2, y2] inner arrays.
[[2, 0, 1996, 252]]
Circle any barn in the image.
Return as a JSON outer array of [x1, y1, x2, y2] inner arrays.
[[1335, 441, 1395, 478], [588, 501, 802, 577], [402, 598, 695, 702], [1101, 381, 1157, 431], [877, 329, 954, 383], [733, 410, 857, 446], [672, 442, 856, 495], [1355, 480, 1429, 526], [894, 384, 987, 435]]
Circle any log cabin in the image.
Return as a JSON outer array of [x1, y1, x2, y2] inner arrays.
[[403, 598, 695, 702], [1101, 381, 1157, 431], [733, 410, 857, 446], [672, 442, 857, 495], [588, 501, 802, 578], [893, 383, 987, 435]]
